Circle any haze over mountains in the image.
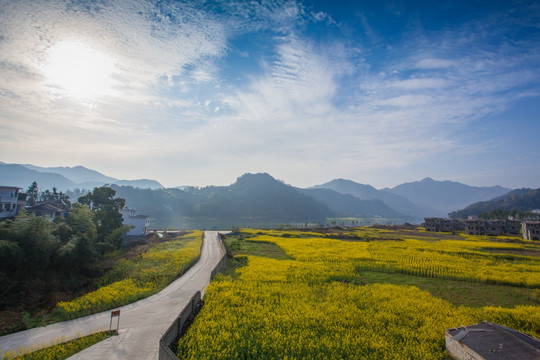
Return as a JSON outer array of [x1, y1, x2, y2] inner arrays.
[[1, 162, 523, 228], [0, 162, 163, 190], [449, 188, 540, 219]]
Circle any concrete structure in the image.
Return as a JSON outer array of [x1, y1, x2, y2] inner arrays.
[[119, 206, 150, 237], [0, 231, 226, 360], [465, 219, 521, 236], [446, 321, 540, 360], [26, 200, 70, 221], [0, 186, 26, 219], [522, 221, 540, 241], [424, 217, 465, 232]]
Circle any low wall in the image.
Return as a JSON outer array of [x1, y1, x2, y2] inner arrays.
[[159, 233, 227, 360], [158, 292, 202, 360]]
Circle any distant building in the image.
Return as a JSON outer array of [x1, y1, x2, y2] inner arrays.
[[0, 186, 26, 219], [26, 200, 70, 221], [446, 321, 540, 360], [424, 217, 465, 232], [119, 206, 150, 239], [522, 221, 540, 241], [465, 219, 521, 236]]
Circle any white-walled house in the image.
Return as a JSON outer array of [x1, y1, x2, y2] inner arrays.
[[0, 186, 26, 219], [119, 206, 150, 238]]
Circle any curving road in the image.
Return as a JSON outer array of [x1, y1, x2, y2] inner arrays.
[[0, 231, 226, 360]]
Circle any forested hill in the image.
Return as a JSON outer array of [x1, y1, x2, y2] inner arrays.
[[449, 188, 540, 219], [112, 173, 332, 228], [110, 173, 413, 229]]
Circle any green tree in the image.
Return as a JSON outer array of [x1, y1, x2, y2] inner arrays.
[[78, 187, 125, 212], [26, 181, 39, 207], [40, 189, 52, 202], [9, 213, 58, 276], [66, 204, 97, 242], [78, 187, 127, 251]]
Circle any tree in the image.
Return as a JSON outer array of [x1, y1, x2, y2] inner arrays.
[[9, 213, 58, 276], [78, 187, 127, 250], [26, 181, 39, 207], [40, 189, 52, 202], [78, 187, 125, 212]]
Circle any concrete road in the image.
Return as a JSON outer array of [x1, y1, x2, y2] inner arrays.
[[0, 231, 226, 360]]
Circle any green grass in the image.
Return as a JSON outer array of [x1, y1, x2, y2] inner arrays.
[[223, 234, 292, 278], [224, 236, 292, 260], [330, 270, 540, 308]]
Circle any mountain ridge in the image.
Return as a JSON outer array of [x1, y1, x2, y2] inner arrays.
[[312, 178, 442, 222], [449, 188, 540, 219], [383, 177, 511, 215], [0, 163, 163, 190], [1, 162, 519, 227]]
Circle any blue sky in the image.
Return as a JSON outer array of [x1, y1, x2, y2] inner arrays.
[[0, 0, 539, 189]]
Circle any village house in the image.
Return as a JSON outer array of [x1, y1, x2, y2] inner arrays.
[[424, 217, 465, 232], [0, 186, 26, 219], [119, 206, 150, 240], [465, 219, 521, 236], [26, 200, 70, 221], [522, 221, 540, 241]]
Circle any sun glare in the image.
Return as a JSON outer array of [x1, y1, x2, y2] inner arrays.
[[44, 41, 116, 99]]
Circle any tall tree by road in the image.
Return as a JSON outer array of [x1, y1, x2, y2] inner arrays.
[[78, 186, 128, 250]]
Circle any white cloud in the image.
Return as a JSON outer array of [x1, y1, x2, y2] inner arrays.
[[389, 78, 449, 90], [376, 94, 433, 107], [415, 58, 455, 69], [1, 0, 539, 188]]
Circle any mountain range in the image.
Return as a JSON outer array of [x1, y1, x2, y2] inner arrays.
[[0, 162, 163, 190], [1, 162, 522, 227], [449, 188, 540, 219]]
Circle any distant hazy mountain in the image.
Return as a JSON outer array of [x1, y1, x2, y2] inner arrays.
[[0, 164, 77, 190], [112, 179, 163, 189], [298, 187, 410, 220], [22, 164, 116, 184], [449, 188, 540, 219], [383, 177, 511, 215], [312, 179, 443, 221], [1, 163, 163, 190], [113, 173, 332, 228]]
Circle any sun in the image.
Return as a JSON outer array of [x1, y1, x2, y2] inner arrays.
[[44, 41, 116, 99]]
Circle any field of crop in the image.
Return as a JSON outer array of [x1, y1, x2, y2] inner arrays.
[[177, 228, 540, 359], [2, 331, 113, 360], [55, 231, 203, 319]]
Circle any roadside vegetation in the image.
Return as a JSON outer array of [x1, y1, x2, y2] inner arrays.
[[2, 331, 114, 360], [54, 230, 203, 319], [0, 186, 132, 334], [1, 229, 202, 359], [0, 183, 204, 334], [177, 227, 540, 359]]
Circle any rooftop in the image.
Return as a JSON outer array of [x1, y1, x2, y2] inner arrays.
[[446, 322, 540, 360]]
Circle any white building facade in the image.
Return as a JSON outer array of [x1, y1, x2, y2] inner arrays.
[[0, 186, 26, 219], [522, 221, 540, 241], [119, 206, 150, 237]]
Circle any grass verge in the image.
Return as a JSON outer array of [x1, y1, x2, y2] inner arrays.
[[330, 271, 540, 308], [2, 331, 114, 360]]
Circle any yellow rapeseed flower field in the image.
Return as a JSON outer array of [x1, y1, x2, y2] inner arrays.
[[177, 228, 540, 359], [2, 331, 111, 360]]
